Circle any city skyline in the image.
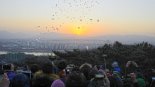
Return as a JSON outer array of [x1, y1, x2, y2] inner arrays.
[[0, 0, 155, 37]]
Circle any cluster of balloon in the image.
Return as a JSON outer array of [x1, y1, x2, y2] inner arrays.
[[43, 0, 103, 29], [35, 0, 104, 41], [37, 25, 60, 32]]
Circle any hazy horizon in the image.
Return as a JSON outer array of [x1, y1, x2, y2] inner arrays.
[[0, 30, 155, 45]]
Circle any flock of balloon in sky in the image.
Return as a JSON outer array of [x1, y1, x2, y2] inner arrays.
[[37, 0, 104, 33]]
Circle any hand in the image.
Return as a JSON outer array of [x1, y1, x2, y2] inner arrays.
[[0, 73, 10, 87]]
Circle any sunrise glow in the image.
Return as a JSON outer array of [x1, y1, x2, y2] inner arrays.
[[0, 0, 155, 37]]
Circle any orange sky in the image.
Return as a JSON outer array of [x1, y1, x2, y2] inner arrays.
[[0, 0, 155, 37]]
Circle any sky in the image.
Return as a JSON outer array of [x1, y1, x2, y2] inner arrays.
[[0, 0, 155, 37]]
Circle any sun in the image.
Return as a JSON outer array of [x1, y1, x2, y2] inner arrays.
[[74, 27, 84, 35], [64, 24, 88, 36]]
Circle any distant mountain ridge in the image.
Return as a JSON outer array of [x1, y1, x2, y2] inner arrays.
[[92, 35, 155, 44], [0, 31, 155, 45], [0, 31, 36, 39], [0, 30, 81, 39]]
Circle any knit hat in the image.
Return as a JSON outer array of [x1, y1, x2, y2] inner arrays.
[[51, 79, 65, 87]]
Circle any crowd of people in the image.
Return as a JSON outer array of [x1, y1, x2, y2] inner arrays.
[[0, 60, 155, 87]]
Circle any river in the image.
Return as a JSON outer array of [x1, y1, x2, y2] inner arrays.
[[0, 51, 55, 56]]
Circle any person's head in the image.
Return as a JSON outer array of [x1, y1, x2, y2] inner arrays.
[[42, 63, 53, 74], [80, 63, 92, 80], [66, 71, 87, 87], [12, 73, 30, 87], [94, 69, 106, 79], [11, 64, 15, 71], [51, 79, 65, 87], [130, 73, 136, 80], [80, 63, 92, 69], [89, 69, 98, 79], [106, 71, 112, 77], [98, 69, 106, 75], [57, 60, 67, 70], [30, 64, 41, 74], [88, 71, 108, 87], [96, 65, 100, 70], [57, 60, 67, 78], [71, 66, 80, 72], [32, 75, 52, 87], [2, 63, 15, 71]]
